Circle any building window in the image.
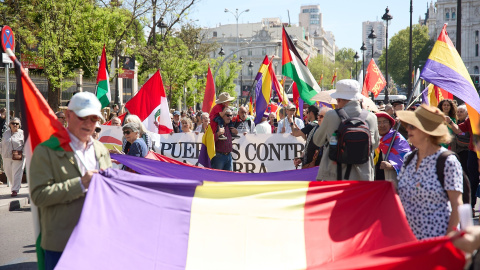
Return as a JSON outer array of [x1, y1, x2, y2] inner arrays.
[[445, 8, 450, 20], [476, 31, 479, 42], [310, 20, 319, 25], [452, 12, 456, 19], [262, 48, 266, 55], [475, 66, 479, 74], [213, 31, 217, 37], [476, 44, 479, 57], [310, 14, 319, 19], [248, 49, 252, 56]]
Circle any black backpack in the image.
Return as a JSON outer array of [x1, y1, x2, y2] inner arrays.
[[329, 109, 371, 180], [404, 149, 471, 204]]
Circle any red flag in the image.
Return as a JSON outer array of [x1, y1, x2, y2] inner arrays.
[[202, 64, 216, 113], [125, 71, 173, 134], [331, 71, 337, 85], [103, 112, 127, 125], [362, 59, 386, 98]]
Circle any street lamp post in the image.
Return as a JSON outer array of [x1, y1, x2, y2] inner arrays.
[[368, 29, 377, 100], [382, 7, 393, 104], [224, 8, 250, 50], [353, 51, 359, 81], [360, 42, 367, 84], [239, 57, 244, 101]]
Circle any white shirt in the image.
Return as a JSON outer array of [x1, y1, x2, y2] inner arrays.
[[68, 130, 98, 176], [255, 120, 272, 134], [276, 117, 305, 134]]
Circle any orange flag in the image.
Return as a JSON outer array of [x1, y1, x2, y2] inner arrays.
[[331, 71, 337, 85], [362, 59, 386, 98]]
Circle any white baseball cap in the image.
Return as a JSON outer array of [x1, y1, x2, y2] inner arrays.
[[330, 79, 364, 101], [67, 92, 104, 120]]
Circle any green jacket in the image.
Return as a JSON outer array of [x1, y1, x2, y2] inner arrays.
[[29, 140, 112, 252]]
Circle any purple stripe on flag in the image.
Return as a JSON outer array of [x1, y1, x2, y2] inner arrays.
[[198, 143, 211, 168], [254, 94, 268, 124], [299, 98, 304, 119], [421, 59, 480, 113], [56, 169, 200, 270], [421, 88, 429, 105], [111, 154, 318, 181]]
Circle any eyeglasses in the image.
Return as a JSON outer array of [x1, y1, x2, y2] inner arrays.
[[76, 115, 101, 123], [123, 130, 132, 135], [226, 114, 233, 117], [95, 128, 102, 133], [10, 123, 19, 126], [57, 116, 65, 119]]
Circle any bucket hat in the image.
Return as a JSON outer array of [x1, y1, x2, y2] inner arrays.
[[215, 92, 235, 104], [330, 79, 364, 101]]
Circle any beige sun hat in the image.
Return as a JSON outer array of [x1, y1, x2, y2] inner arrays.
[[396, 104, 449, 136], [215, 92, 235, 104]]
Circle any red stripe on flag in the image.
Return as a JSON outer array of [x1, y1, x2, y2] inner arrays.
[[304, 181, 416, 268]]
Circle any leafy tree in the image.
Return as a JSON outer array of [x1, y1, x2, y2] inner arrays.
[[308, 51, 362, 90], [378, 24, 434, 86]]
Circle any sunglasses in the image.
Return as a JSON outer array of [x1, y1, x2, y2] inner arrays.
[[226, 114, 233, 117], [95, 128, 102, 133], [76, 115, 101, 123], [123, 130, 133, 135], [10, 123, 19, 126]]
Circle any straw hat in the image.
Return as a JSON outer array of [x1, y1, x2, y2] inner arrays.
[[396, 104, 448, 136], [375, 112, 395, 127], [215, 92, 235, 104], [330, 79, 364, 101]]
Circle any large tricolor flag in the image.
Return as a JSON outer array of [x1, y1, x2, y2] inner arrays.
[[420, 24, 480, 138], [125, 71, 173, 134], [95, 44, 111, 108], [9, 49, 73, 270], [56, 167, 464, 269], [423, 83, 453, 107], [202, 64, 216, 113], [269, 62, 289, 106], [282, 27, 320, 105]]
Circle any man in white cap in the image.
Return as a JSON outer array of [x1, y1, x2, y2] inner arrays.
[[30, 92, 112, 270], [313, 79, 379, 181], [277, 103, 304, 134]]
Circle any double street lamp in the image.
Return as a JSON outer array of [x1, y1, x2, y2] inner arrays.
[[224, 8, 250, 50], [382, 6, 393, 104], [368, 29, 376, 100]]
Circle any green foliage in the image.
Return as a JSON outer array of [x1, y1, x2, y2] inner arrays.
[[308, 50, 362, 90], [378, 24, 434, 86]]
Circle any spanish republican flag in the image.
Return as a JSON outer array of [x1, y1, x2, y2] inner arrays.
[[125, 71, 173, 134], [281, 27, 320, 105], [95, 44, 111, 108], [420, 24, 480, 145], [202, 64, 216, 113]]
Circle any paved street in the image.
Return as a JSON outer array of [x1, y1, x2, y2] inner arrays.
[[0, 203, 37, 270]]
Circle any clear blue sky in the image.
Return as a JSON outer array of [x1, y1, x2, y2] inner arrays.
[[189, 0, 428, 51]]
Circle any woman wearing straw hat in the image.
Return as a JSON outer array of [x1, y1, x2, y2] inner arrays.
[[396, 104, 463, 240]]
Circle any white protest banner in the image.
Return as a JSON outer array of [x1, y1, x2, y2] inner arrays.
[[98, 126, 306, 173]]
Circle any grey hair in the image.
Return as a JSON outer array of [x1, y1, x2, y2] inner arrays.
[[9, 117, 21, 128], [124, 114, 148, 135], [457, 104, 467, 111], [201, 112, 209, 119], [122, 122, 140, 133]]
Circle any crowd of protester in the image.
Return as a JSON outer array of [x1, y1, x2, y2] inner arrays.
[[1, 79, 480, 268]]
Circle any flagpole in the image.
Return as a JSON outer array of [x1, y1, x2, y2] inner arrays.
[[384, 77, 422, 158]]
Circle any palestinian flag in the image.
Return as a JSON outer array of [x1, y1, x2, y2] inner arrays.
[[9, 49, 72, 270], [125, 70, 173, 134], [96, 44, 111, 108], [281, 27, 320, 105]]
